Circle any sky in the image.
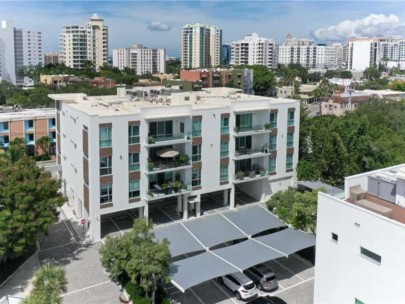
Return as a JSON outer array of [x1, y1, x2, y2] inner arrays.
[[1, 1, 405, 57]]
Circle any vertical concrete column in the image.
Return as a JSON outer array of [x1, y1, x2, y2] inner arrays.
[[143, 204, 149, 219], [177, 196, 182, 215], [230, 185, 235, 209], [182, 198, 188, 220], [90, 215, 101, 242], [196, 200, 201, 217], [138, 206, 144, 218], [223, 189, 229, 206]]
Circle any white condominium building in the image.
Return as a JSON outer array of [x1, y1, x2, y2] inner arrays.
[[315, 164, 405, 303], [230, 33, 278, 69], [112, 44, 166, 75], [347, 37, 379, 71], [59, 14, 108, 69], [378, 37, 405, 69], [49, 87, 300, 241], [181, 23, 222, 69], [0, 20, 43, 84], [278, 34, 344, 69]]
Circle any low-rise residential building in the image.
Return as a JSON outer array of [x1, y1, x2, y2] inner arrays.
[[0, 108, 56, 155], [112, 44, 166, 75], [49, 87, 300, 241], [89, 77, 116, 88], [314, 164, 405, 303], [277, 84, 318, 103]]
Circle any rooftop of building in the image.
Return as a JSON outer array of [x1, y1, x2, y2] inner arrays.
[[0, 107, 55, 120], [49, 87, 298, 117], [342, 164, 405, 225]]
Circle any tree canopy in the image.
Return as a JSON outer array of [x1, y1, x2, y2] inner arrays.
[[0, 156, 66, 262], [267, 188, 318, 234], [298, 100, 405, 186], [99, 218, 171, 304]]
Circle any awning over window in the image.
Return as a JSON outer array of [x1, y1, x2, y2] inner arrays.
[[255, 228, 316, 255], [154, 223, 205, 258], [222, 205, 287, 236]]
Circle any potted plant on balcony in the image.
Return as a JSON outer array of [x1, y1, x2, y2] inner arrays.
[[148, 135, 155, 144], [148, 161, 154, 171], [262, 143, 269, 153], [264, 123, 271, 130], [172, 180, 182, 192], [147, 191, 154, 198], [236, 170, 245, 180], [178, 154, 189, 165], [162, 183, 169, 194]]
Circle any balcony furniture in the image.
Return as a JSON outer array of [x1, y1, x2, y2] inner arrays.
[[157, 148, 180, 158]]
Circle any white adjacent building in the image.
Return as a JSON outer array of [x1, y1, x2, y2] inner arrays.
[[378, 37, 405, 70], [181, 23, 222, 69], [0, 21, 43, 84], [230, 33, 278, 69], [49, 87, 300, 241], [278, 34, 343, 69], [315, 164, 405, 303], [59, 14, 108, 69], [347, 37, 379, 71], [112, 44, 166, 75]]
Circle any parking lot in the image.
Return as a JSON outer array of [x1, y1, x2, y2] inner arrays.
[[164, 253, 314, 304]]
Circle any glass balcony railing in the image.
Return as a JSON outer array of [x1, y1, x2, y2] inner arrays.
[[221, 127, 229, 134], [235, 148, 265, 157], [234, 167, 267, 180], [147, 159, 191, 172], [147, 133, 191, 144], [234, 124, 271, 133], [288, 120, 294, 126], [270, 121, 277, 128], [148, 183, 191, 198], [268, 165, 276, 173]]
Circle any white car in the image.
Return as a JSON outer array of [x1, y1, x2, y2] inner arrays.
[[218, 272, 258, 301]]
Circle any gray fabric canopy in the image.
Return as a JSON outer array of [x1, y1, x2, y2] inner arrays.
[[182, 214, 247, 248], [212, 239, 285, 270], [255, 228, 316, 255], [170, 252, 239, 292], [154, 223, 206, 258], [222, 205, 287, 236]]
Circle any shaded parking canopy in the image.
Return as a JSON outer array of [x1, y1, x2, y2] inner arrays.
[[154, 223, 206, 258], [182, 214, 247, 248], [222, 205, 287, 236], [212, 239, 285, 270], [170, 252, 239, 292], [255, 228, 316, 256]]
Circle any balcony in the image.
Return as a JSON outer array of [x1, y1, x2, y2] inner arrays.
[[234, 147, 270, 160], [146, 133, 191, 147], [233, 167, 269, 184], [146, 157, 191, 173], [147, 182, 192, 201], [233, 124, 271, 136]]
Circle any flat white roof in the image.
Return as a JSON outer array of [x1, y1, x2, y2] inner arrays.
[[0, 108, 55, 120]]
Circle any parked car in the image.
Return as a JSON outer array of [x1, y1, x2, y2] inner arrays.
[[247, 296, 287, 304], [244, 264, 278, 292], [218, 272, 258, 301]]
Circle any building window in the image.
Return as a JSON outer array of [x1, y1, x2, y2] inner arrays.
[[360, 247, 381, 264], [269, 156, 276, 173], [129, 179, 140, 198], [269, 134, 277, 151], [270, 112, 277, 128], [25, 133, 34, 143], [220, 165, 228, 182], [331, 233, 338, 243], [192, 119, 202, 137], [49, 118, 56, 128], [236, 113, 252, 132], [99, 127, 112, 147], [192, 144, 201, 162], [25, 120, 34, 129], [220, 141, 229, 158], [288, 111, 295, 126], [100, 184, 113, 204], [355, 299, 365, 304], [221, 117, 229, 134], [286, 154, 293, 170], [2, 122, 9, 131], [128, 125, 139, 144], [287, 132, 294, 147], [129, 153, 140, 171], [100, 156, 112, 176], [192, 169, 201, 187]]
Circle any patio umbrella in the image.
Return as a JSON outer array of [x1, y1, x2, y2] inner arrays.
[[157, 148, 180, 158]]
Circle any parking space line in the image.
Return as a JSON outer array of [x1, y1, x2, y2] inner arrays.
[[127, 211, 135, 220], [292, 253, 313, 267], [211, 279, 238, 304], [61, 280, 111, 297], [110, 218, 124, 236], [272, 277, 314, 296], [189, 287, 206, 304], [273, 260, 304, 281], [39, 241, 74, 253]]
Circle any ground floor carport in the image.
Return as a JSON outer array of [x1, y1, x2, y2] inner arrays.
[[154, 204, 316, 293]]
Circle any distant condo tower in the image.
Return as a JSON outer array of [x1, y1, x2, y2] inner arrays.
[[181, 23, 222, 69]]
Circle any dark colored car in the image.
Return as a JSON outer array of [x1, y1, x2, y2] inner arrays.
[[247, 296, 287, 304]]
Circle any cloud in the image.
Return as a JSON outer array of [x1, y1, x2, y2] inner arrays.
[[146, 22, 171, 31], [314, 14, 405, 41]]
